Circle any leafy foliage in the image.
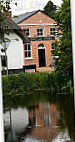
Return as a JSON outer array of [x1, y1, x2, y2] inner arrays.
[[51, 0, 73, 81], [2, 72, 73, 96], [0, 1, 11, 35], [44, 0, 57, 19]]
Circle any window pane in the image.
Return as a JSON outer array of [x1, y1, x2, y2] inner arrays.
[[37, 29, 39, 32], [25, 52, 27, 57], [26, 32, 29, 36], [28, 44, 31, 50], [37, 32, 39, 36], [38, 44, 44, 48], [25, 45, 27, 50], [40, 32, 43, 35], [53, 28, 55, 31], [23, 28, 29, 36], [40, 29, 42, 32], [28, 51, 31, 57]]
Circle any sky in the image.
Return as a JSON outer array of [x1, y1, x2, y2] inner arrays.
[[10, 0, 63, 16]]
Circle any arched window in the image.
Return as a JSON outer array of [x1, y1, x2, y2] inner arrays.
[[38, 44, 45, 48]]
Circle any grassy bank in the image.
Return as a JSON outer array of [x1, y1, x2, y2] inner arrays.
[[2, 72, 73, 96]]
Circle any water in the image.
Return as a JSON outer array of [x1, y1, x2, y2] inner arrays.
[[3, 92, 75, 142]]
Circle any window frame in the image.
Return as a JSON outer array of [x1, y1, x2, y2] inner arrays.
[[24, 43, 32, 59], [50, 28, 56, 36], [37, 28, 44, 37], [23, 28, 30, 37]]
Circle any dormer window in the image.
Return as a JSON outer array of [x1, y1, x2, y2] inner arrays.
[[37, 28, 43, 36], [23, 28, 30, 36], [50, 28, 56, 36]]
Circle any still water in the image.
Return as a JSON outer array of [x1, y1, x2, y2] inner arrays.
[[3, 92, 75, 142]]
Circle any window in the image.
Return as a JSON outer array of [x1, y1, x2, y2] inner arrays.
[[52, 43, 55, 50], [50, 28, 56, 36], [50, 36, 55, 40], [37, 28, 43, 36], [38, 44, 45, 48], [24, 43, 32, 58], [23, 28, 30, 36], [1, 56, 7, 67]]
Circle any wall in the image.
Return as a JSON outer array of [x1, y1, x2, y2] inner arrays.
[[5, 33, 24, 69], [19, 11, 59, 68]]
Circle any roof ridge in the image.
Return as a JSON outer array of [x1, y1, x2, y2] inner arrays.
[[13, 10, 40, 17]]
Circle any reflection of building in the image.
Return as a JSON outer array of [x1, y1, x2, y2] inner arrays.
[[28, 102, 60, 141], [4, 108, 29, 134]]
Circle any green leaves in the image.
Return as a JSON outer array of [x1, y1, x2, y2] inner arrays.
[[44, 0, 57, 19], [51, 0, 73, 81]]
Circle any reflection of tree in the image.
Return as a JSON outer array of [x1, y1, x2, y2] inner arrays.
[[56, 95, 75, 140]]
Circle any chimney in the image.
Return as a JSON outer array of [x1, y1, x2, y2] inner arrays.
[[4, 11, 12, 18]]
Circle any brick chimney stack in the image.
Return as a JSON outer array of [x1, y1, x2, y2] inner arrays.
[[4, 11, 12, 19]]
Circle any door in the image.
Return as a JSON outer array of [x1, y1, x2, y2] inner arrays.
[[38, 49, 46, 67]]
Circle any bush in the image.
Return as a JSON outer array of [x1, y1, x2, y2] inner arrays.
[[2, 72, 73, 96]]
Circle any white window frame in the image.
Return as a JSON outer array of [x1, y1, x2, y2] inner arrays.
[[24, 43, 32, 59], [37, 28, 44, 37], [50, 28, 56, 36], [23, 28, 30, 37]]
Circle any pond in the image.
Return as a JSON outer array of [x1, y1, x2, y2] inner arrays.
[[3, 92, 75, 142]]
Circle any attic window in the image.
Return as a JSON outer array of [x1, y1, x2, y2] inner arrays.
[[23, 28, 30, 36]]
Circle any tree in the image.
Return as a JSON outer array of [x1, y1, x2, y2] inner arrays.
[[52, 0, 73, 81], [43, 0, 57, 19], [0, 0, 11, 76]]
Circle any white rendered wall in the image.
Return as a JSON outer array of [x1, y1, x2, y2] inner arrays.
[[5, 33, 24, 69]]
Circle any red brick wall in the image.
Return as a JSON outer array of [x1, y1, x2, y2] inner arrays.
[[20, 11, 55, 25], [19, 11, 59, 68], [24, 40, 53, 68]]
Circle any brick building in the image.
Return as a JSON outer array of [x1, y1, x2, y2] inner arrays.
[[13, 10, 59, 69]]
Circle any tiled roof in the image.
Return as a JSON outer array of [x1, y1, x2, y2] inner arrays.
[[0, 12, 29, 43], [12, 10, 41, 24]]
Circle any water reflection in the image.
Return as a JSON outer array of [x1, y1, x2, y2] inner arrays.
[[3, 93, 75, 142]]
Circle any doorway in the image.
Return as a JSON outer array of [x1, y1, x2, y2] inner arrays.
[[38, 44, 46, 67]]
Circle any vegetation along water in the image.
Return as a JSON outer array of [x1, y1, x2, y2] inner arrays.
[[2, 72, 73, 97], [4, 92, 75, 142]]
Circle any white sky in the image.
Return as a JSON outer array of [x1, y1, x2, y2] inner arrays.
[[10, 0, 63, 16]]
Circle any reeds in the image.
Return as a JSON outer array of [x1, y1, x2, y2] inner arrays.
[[2, 72, 73, 96]]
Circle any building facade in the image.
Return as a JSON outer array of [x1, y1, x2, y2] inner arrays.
[[13, 10, 59, 68], [1, 13, 29, 74]]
